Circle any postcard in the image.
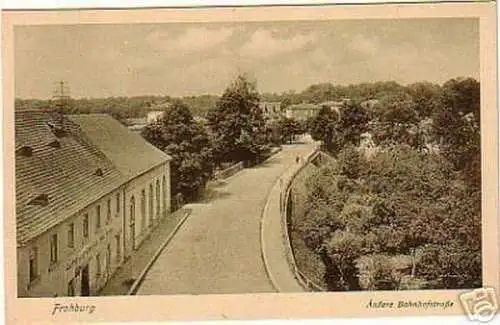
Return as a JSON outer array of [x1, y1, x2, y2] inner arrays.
[[2, 1, 498, 323]]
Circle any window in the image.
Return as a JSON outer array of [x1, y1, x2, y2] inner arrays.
[[29, 247, 38, 282], [96, 254, 101, 277], [107, 199, 111, 224], [67, 223, 74, 248], [149, 184, 154, 225], [106, 244, 111, 273], [130, 196, 135, 223], [83, 214, 89, 238], [116, 193, 121, 216], [140, 189, 146, 232], [96, 205, 101, 231], [115, 234, 121, 261], [67, 279, 75, 296], [50, 234, 58, 264], [162, 176, 167, 215], [156, 180, 161, 218]]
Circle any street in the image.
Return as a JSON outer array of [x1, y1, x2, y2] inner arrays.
[[136, 139, 315, 295]]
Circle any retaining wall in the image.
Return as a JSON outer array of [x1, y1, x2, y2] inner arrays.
[[279, 150, 329, 292], [214, 162, 244, 180]]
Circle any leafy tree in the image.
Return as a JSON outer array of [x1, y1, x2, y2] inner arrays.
[[432, 77, 480, 189], [336, 145, 364, 179], [207, 74, 268, 166], [406, 81, 442, 119], [280, 97, 292, 110], [141, 100, 214, 202], [356, 254, 399, 290], [296, 141, 480, 291], [337, 101, 370, 147], [378, 92, 418, 125], [277, 116, 303, 144], [309, 105, 340, 153]]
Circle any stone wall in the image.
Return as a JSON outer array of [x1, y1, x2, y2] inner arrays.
[[283, 151, 333, 291]]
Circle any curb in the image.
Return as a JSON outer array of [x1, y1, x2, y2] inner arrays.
[[259, 172, 286, 292], [127, 209, 192, 295], [259, 145, 319, 293]]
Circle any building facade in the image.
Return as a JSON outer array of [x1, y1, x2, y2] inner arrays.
[[285, 103, 321, 120], [146, 110, 165, 124], [259, 101, 283, 120], [16, 111, 171, 297]]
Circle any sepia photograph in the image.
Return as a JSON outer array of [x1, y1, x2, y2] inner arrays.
[[2, 1, 499, 323]]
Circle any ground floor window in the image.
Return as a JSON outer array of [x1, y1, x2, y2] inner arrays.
[[162, 175, 167, 215], [115, 234, 121, 262], [156, 179, 161, 218], [50, 234, 58, 265], [96, 254, 101, 277], [29, 247, 38, 282], [106, 244, 111, 274]]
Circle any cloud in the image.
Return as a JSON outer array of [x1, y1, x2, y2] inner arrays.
[[146, 26, 236, 54], [239, 29, 318, 59]]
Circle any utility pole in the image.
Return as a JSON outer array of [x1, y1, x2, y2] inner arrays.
[[51, 81, 71, 129], [52, 80, 71, 115]]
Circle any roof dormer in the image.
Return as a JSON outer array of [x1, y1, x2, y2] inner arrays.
[[16, 146, 33, 157], [28, 194, 50, 207]]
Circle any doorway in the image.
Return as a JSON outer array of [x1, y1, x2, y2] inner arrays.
[[80, 264, 90, 296]]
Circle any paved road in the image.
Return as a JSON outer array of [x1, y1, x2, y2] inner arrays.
[[136, 140, 316, 295]]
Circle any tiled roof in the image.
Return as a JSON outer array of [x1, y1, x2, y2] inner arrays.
[[15, 110, 126, 246], [68, 114, 171, 179]]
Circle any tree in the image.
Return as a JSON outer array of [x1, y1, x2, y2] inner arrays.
[[337, 101, 370, 147], [378, 92, 418, 125], [277, 116, 302, 144], [406, 81, 442, 120], [295, 141, 481, 291], [141, 100, 214, 202], [432, 77, 480, 189], [336, 145, 364, 179], [309, 105, 340, 153], [207, 74, 268, 166]]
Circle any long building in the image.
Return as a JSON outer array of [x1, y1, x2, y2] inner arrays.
[[285, 103, 321, 120], [259, 101, 283, 120], [16, 110, 171, 297]]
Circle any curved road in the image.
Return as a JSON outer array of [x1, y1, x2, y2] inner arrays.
[[136, 140, 316, 295]]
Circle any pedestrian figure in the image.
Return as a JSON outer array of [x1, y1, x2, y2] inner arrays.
[[296, 156, 300, 163]]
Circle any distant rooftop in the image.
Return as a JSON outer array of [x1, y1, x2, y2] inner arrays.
[[287, 103, 320, 110]]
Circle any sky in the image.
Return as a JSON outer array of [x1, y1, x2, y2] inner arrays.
[[14, 18, 479, 99]]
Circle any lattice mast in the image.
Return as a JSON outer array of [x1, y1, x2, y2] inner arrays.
[[51, 81, 71, 127]]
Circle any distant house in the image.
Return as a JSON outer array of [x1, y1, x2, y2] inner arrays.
[[146, 111, 164, 124], [259, 101, 283, 119], [318, 100, 346, 117], [285, 103, 321, 120], [16, 111, 172, 297]]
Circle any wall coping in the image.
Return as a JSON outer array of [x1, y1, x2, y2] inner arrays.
[[280, 147, 329, 292]]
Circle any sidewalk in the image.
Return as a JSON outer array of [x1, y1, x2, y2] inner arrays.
[[260, 144, 319, 292], [99, 208, 191, 296]]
